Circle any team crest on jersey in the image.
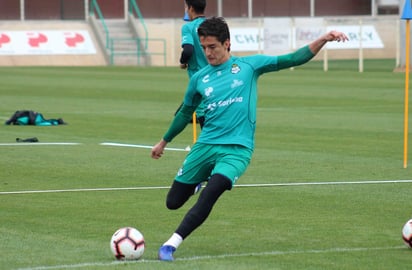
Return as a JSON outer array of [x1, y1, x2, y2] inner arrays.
[[231, 64, 241, 74]]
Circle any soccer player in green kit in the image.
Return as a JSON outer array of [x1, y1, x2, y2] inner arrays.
[[152, 17, 348, 261], [178, 0, 208, 127]]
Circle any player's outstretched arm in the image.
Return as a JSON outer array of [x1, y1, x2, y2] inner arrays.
[[309, 31, 349, 55], [276, 30, 349, 70]]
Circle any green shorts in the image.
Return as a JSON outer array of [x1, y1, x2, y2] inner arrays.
[[175, 143, 253, 187]]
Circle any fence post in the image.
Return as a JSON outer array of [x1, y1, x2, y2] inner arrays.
[[359, 19, 364, 73], [20, 0, 25, 21]]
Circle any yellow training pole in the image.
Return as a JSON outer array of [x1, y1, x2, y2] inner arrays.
[[404, 19, 410, 168], [192, 112, 197, 143]]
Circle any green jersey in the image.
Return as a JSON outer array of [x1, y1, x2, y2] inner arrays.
[[181, 17, 208, 77], [163, 45, 315, 150], [184, 54, 279, 150]]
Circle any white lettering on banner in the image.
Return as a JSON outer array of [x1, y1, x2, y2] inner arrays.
[[326, 25, 384, 49], [296, 29, 323, 41], [230, 28, 264, 52], [230, 20, 383, 52], [264, 18, 292, 53], [295, 27, 324, 48], [0, 30, 96, 55], [294, 18, 325, 49]]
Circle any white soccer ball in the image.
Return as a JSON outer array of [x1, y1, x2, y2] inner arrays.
[[402, 219, 412, 248], [110, 227, 145, 260]]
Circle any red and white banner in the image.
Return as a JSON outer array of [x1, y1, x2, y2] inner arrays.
[[0, 30, 96, 55]]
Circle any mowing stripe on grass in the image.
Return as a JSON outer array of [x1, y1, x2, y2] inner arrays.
[[0, 186, 169, 195], [16, 245, 405, 270], [1, 179, 412, 195], [100, 142, 191, 151], [0, 142, 81, 146]]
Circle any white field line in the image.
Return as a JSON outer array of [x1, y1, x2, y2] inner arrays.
[[100, 142, 190, 151], [237, 179, 412, 187], [0, 142, 81, 146], [16, 245, 405, 270], [1, 179, 412, 196], [0, 142, 189, 152]]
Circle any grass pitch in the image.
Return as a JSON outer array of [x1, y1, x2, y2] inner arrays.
[[1, 59, 411, 269]]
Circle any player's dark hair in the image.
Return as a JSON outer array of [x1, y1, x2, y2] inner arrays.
[[185, 0, 206, 14], [197, 16, 230, 50]]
